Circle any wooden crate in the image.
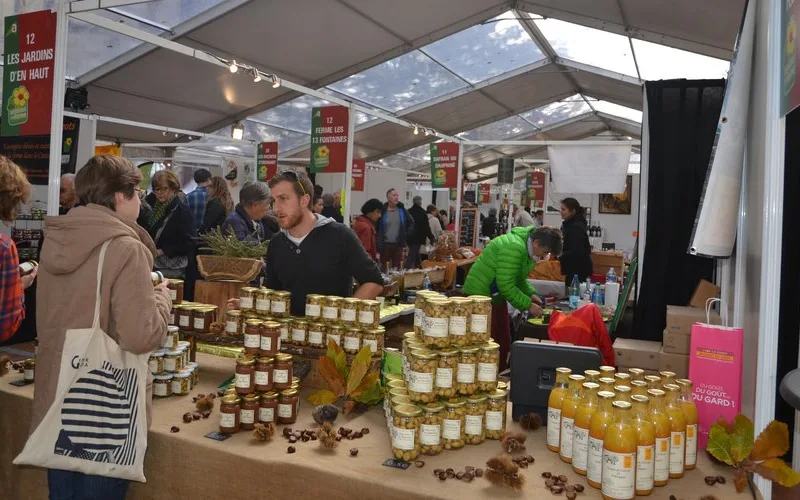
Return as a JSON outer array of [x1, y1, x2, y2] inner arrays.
[[591, 251, 625, 277]]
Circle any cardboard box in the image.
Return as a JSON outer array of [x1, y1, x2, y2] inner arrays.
[[662, 330, 691, 355], [617, 366, 660, 377], [613, 338, 662, 371], [689, 279, 721, 309], [666, 305, 720, 336], [591, 251, 625, 278], [659, 347, 689, 378]]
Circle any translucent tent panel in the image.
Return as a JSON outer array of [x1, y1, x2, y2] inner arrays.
[[422, 11, 546, 84], [632, 39, 730, 81], [591, 100, 643, 123], [520, 94, 591, 127], [534, 16, 637, 78], [457, 115, 536, 140], [329, 50, 468, 112], [196, 122, 309, 153], [115, 0, 225, 29], [250, 91, 375, 135], [378, 144, 430, 170]]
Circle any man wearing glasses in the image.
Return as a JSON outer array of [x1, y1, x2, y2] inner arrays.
[[262, 171, 384, 316]]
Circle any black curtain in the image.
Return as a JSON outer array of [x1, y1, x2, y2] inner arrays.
[[633, 80, 724, 341]]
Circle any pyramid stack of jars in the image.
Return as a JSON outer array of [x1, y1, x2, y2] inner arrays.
[[546, 366, 699, 500], [384, 290, 508, 462]]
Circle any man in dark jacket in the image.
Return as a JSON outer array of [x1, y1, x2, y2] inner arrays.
[[482, 208, 499, 239], [320, 193, 344, 223], [376, 188, 414, 270], [221, 182, 270, 243], [405, 195, 433, 269]]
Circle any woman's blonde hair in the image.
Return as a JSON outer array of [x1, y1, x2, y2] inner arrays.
[[209, 176, 233, 214], [0, 156, 31, 222], [151, 170, 180, 192]]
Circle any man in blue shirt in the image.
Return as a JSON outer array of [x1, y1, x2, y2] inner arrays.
[[186, 168, 212, 233]]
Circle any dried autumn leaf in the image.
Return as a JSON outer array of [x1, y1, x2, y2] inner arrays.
[[734, 469, 749, 493], [307, 389, 338, 406], [317, 356, 346, 397], [756, 458, 800, 488], [343, 399, 355, 415], [751, 421, 790, 461], [326, 339, 347, 377], [353, 377, 383, 405], [351, 370, 380, 398], [346, 346, 372, 395], [707, 424, 736, 466], [731, 414, 755, 462]]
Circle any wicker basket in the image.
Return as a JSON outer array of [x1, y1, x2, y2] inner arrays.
[[196, 255, 262, 282]]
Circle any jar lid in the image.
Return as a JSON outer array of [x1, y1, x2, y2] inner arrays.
[[467, 394, 488, 404], [388, 388, 408, 398], [257, 356, 275, 363], [444, 398, 466, 408], [450, 297, 472, 303], [612, 400, 632, 410], [292, 319, 308, 326], [361, 299, 379, 306], [437, 348, 458, 356], [186, 362, 198, 368], [168, 279, 185, 286], [240, 287, 259, 293], [410, 349, 438, 360], [497, 381, 508, 390], [403, 331, 416, 339], [343, 298, 360, 304], [274, 291, 292, 297], [275, 353, 293, 362], [422, 402, 445, 412], [346, 327, 361, 334], [647, 388, 666, 398], [236, 357, 256, 366], [173, 371, 190, 379], [245, 319, 263, 325], [256, 289, 271, 296], [556, 367, 572, 374], [276, 318, 291, 324], [197, 306, 218, 312], [221, 394, 241, 404], [260, 391, 278, 400], [368, 327, 385, 334], [262, 320, 281, 329], [471, 296, 492, 303], [165, 349, 182, 356], [427, 298, 452, 306], [387, 380, 406, 389], [325, 296, 342, 302], [628, 368, 644, 375], [178, 340, 190, 347], [154, 373, 173, 381], [309, 322, 326, 329], [167, 326, 179, 333], [23, 358, 35, 367], [487, 389, 507, 400], [480, 342, 500, 351], [306, 294, 324, 300], [150, 349, 165, 357], [384, 372, 403, 382], [459, 346, 480, 354], [291, 376, 300, 384], [663, 383, 680, 392], [280, 388, 298, 397], [243, 393, 260, 402]]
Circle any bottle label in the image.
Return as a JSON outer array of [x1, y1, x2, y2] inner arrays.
[[279, 326, 289, 341], [465, 415, 483, 435], [240, 409, 254, 425], [457, 363, 476, 383], [193, 318, 205, 330], [442, 419, 461, 439], [669, 431, 685, 474], [322, 306, 338, 320], [148, 359, 159, 373], [341, 309, 356, 323], [244, 333, 260, 348], [420, 424, 441, 445], [478, 362, 497, 382], [363, 339, 378, 353], [164, 358, 176, 372], [413, 308, 423, 327], [546, 408, 561, 448], [259, 407, 274, 423], [278, 403, 292, 418], [686, 424, 698, 466], [559, 417, 574, 458], [179, 316, 189, 327], [171, 380, 183, 394], [260, 336, 273, 352], [153, 383, 167, 397], [654, 437, 670, 481], [572, 426, 590, 471], [392, 427, 415, 451], [636, 444, 655, 491], [471, 314, 488, 333], [226, 320, 238, 334], [587, 437, 604, 483], [169, 313, 175, 325], [255, 370, 269, 386], [408, 371, 434, 393], [425, 317, 448, 338], [601, 449, 636, 499], [327, 334, 341, 346], [358, 311, 374, 325], [486, 410, 504, 431], [449, 316, 467, 335], [305, 304, 321, 317], [308, 330, 323, 346], [240, 297, 253, 310], [219, 412, 236, 428], [343, 336, 360, 351], [273, 369, 288, 384], [234, 373, 251, 388], [435, 367, 453, 388], [256, 299, 270, 312]]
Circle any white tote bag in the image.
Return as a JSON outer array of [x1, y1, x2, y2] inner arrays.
[[14, 240, 150, 482]]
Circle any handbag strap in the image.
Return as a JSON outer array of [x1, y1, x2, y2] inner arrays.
[[705, 297, 729, 327], [91, 240, 113, 330]]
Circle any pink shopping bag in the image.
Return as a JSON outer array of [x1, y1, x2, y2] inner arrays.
[[688, 299, 743, 449]]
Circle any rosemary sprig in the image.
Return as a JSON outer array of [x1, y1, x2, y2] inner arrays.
[[199, 227, 268, 259]]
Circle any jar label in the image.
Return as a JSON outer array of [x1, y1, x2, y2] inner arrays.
[[669, 431, 685, 474], [449, 316, 467, 335], [559, 417, 574, 458], [244, 333, 260, 348], [343, 336, 360, 351], [226, 320, 238, 334], [363, 338, 378, 353], [278, 403, 292, 418], [169, 313, 175, 325], [153, 382, 168, 397], [477, 362, 497, 382], [435, 367, 453, 388], [358, 310, 374, 325], [414, 308, 422, 327], [255, 370, 269, 386], [193, 318, 205, 330], [179, 315, 189, 327], [219, 412, 236, 428], [601, 450, 636, 499], [164, 358, 176, 372], [686, 424, 698, 466], [241, 409, 255, 425], [148, 359, 159, 374], [485, 410, 504, 431], [171, 380, 182, 394], [636, 444, 655, 491], [163, 334, 174, 349], [306, 304, 321, 317], [271, 301, 286, 314], [546, 407, 561, 448], [425, 317, 448, 338], [391, 427, 415, 451], [256, 299, 270, 312], [240, 297, 253, 310], [572, 426, 590, 471], [234, 372, 252, 388], [292, 328, 306, 343], [322, 306, 338, 319], [465, 415, 483, 435], [327, 334, 341, 346], [260, 336, 272, 352], [471, 314, 488, 334], [259, 407, 274, 423], [456, 363, 476, 383], [587, 437, 604, 484], [408, 370, 433, 393], [273, 369, 289, 384], [308, 330, 323, 346], [420, 424, 441, 445], [442, 419, 461, 439], [280, 326, 289, 341], [341, 309, 356, 323], [169, 289, 177, 300], [654, 437, 670, 481]]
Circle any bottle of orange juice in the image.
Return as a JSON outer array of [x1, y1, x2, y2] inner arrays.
[[601, 401, 637, 500], [631, 395, 655, 496], [560, 374, 586, 463], [644, 375, 661, 390], [572, 382, 600, 475], [663, 384, 686, 478], [547, 367, 572, 452], [584, 369, 601, 383], [646, 389, 671, 487], [614, 372, 631, 388], [628, 368, 645, 381], [587, 391, 616, 489], [659, 371, 676, 386], [598, 377, 616, 393], [599, 365, 616, 378], [614, 385, 632, 402], [676, 379, 698, 470], [631, 380, 649, 397]]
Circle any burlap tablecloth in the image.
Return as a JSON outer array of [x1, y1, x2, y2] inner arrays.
[[1, 351, 739, 499]]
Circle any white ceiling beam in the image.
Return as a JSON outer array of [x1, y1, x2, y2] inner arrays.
[[460, 139, 640, 146], [556, 57, 643, 86], [69, 0, 154, 12]]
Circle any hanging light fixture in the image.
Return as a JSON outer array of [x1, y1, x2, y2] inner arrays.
[[252, 68, 262, 83], [229, 60, 238, 73], [424, 128, 430, 136], [232, 122, 244, 140], [271, 75, 281, 88], [413, 125, 419, 135]]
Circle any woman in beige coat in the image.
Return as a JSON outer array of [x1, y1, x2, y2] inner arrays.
[[34, 155, 171, 499]]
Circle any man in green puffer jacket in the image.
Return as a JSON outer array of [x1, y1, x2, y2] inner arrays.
[[463, 226, 563, 369]]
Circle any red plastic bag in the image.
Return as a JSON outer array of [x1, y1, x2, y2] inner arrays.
[[547, 304, 615, 366]]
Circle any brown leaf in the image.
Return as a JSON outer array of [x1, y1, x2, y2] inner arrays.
[[346, 346, 372, 395], [317, 356, 346, 397], [351, 370, 380, 398], [756, 458, 800, 488], [751, 421, 790, 461], [734, 469, 748, 493]]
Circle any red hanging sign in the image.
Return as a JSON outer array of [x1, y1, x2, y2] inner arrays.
[[256, 142, 278, 181], [351, 159, 365, 192], [310, 106, 349, 173], [430, 142, 459, 189], [478, 183, 491, 204], [526, 171, 547, 210]]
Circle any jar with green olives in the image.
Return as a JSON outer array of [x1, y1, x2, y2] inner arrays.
[[456, 346, 479, 395], [477, 342, 500, 392], [448, 297, 472, 346], [407, 349, 437, 403], [361, 327, 384, 357], [413, 292, 432, 335], [402, 331, 418, 357], [469, 296, 492, 344], [391, 404, 421, 462], [435, 348, 458, 398], [422, 298, 451, 348], [339, 298, 359, 326], [485, 389, 508, 440], [419, 403, 444, 456], [464, 394, 487, 444], [442, 399, 466, 450]]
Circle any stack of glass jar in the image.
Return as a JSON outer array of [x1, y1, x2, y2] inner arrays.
[[149, 326, 199, 398], [385, 292, 504, 461], [546, 366, 699, 500], [170, 301, 219, 335]]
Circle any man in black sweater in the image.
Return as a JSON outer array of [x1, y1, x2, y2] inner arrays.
[[263, 171, 383, 316], [405, 195, 433, 269]]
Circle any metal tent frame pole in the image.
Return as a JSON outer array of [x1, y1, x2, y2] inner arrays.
[[46, 1, 69, 216]]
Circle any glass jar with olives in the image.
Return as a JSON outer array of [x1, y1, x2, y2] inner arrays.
[[477, 342, 500, 392], [305, 294, 324, 319], [270, 291, 291, 319], [255, 288, 272, 316], [290, 318, 308, 346], [456, 346, 479, 396], [239, 287, 258, 312], [307, 322, 326, 348], [435, 348, 458, 398], [326, 323, 344, 347], [448, 297, 472, 346], [391, 404, 421, 462], [419, 403, 444, 456], [422, 298, 451, 348], [469, 297, 492, 344], [322, 296, 341, 323], [357, 299, 381, 329], [339, 298, 359, 326], [485, 389, 508, 440], [407, 349, 437, 404], [464, 394, 487, 444], [342, 328, 361, 355], [442, 398, 466, 450]]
